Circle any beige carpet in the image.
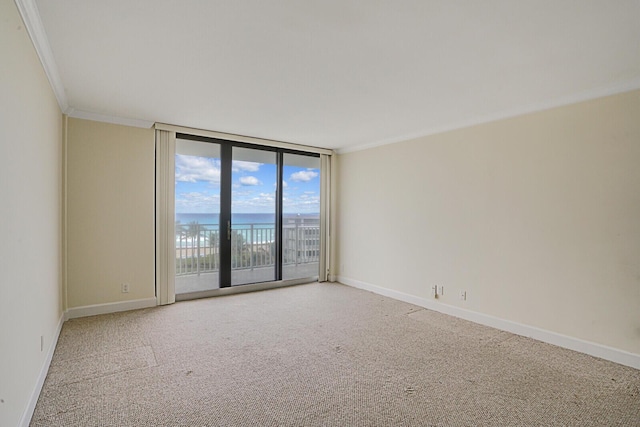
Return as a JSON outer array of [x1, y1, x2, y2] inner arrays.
[[31, 282, 640, 426]]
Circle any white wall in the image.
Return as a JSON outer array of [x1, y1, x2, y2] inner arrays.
[[66, 118, 155, 309], [337, 90, 640, 356], [0, 0, 63, 425]]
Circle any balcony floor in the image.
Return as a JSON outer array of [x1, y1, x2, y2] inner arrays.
[[175, 263, 319, 294]]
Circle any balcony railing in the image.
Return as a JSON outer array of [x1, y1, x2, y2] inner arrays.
[[175, 222, 320, 276]]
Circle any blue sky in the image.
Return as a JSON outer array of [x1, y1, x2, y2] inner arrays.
[[175, 154, 320, 214]]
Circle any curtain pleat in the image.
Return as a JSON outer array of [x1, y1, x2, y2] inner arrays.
[[319, 154, 331, 282], [155, 129, 176, 305]]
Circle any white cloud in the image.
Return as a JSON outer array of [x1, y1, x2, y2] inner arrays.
[[175, 155, 221, 183], [239, 176, 261, 186], [283, 193, 320, 213], [175, 191, 220, 213], [231, 192, 276, 212], [232, 161, 261, 172], [233, 189, 254, 197], [290, 170, 318, 182]]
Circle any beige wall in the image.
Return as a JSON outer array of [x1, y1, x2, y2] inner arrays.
[[66, 118, 155, 308], [337, 90, 640, 355], [0, 0, 63, 425]]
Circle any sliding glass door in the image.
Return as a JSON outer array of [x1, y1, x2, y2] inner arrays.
[[231, 147, 278, 286], [174, 138, 222, 294], [173, 135, 320, 297], [282, 153, 320, 281]]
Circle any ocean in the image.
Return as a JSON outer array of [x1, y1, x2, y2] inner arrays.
[[175, 212, 319, 247], [176, 213, 319, 226]]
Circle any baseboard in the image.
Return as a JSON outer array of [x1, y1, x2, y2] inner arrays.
[[64, 297, 157, 320], [338, 276, 640, 371], [19, 313, 64, 427]]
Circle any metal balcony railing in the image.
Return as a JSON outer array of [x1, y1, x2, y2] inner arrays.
[[175, 222, 320, 276]]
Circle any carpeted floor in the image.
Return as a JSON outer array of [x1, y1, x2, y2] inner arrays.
[[31, 282, 640, 426]]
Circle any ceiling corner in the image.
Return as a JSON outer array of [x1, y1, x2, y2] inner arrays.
[[14, 0, 69, 112], [67, 108, 155, 129]]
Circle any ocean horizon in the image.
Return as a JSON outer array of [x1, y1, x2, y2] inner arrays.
[[175, 212, 320, 247], [176, 212, 319, 226]]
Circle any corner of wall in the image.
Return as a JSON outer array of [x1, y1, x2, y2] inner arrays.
[[62, 113, 68, 313]]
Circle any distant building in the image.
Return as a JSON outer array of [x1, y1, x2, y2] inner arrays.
[[283, 216, 320, 264]]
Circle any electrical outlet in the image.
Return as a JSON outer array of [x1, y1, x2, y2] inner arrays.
[[40, 335, 44, 352], [431, 285, 438, 298], [121, 283, 130, 293], [438, 286, 444, 296], [459, 290, 466, 301]]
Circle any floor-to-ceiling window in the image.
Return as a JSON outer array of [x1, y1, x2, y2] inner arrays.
[[174, 137, 222, 294], [282, 153, 321, 281], [172, 134, 321, 297]]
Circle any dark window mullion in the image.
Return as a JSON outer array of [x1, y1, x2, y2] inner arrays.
[[275, 151, 284, 281], [219, 143, 232, 287]]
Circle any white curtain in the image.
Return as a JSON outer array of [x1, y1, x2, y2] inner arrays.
[[155, 129, 176, 305], [319, 153, 331, 282]]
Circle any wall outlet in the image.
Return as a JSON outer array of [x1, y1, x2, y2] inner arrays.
[[459, 290, 467, 301], [431, 285, 438, 298], [438, 286, 444, 296], [121, 283, 130, 293], [40, 335, 44, 352]]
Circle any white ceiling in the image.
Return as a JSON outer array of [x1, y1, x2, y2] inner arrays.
[[29, 0, 640, 152]]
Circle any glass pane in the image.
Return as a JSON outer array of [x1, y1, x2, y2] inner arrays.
[[174, 138, 221, 294], [231, 147, 277, 286], [282, 153, 320, 280]]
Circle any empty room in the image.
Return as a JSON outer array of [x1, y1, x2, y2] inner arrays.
[[1, 0, 639, 426]]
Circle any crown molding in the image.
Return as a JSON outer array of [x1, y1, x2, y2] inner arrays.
[[14, 0, 69, 113], [14, 0, 154, 129], [67, 108, 154, 129], [337, 77, 640, 154], [155, 122, 334, 155]]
